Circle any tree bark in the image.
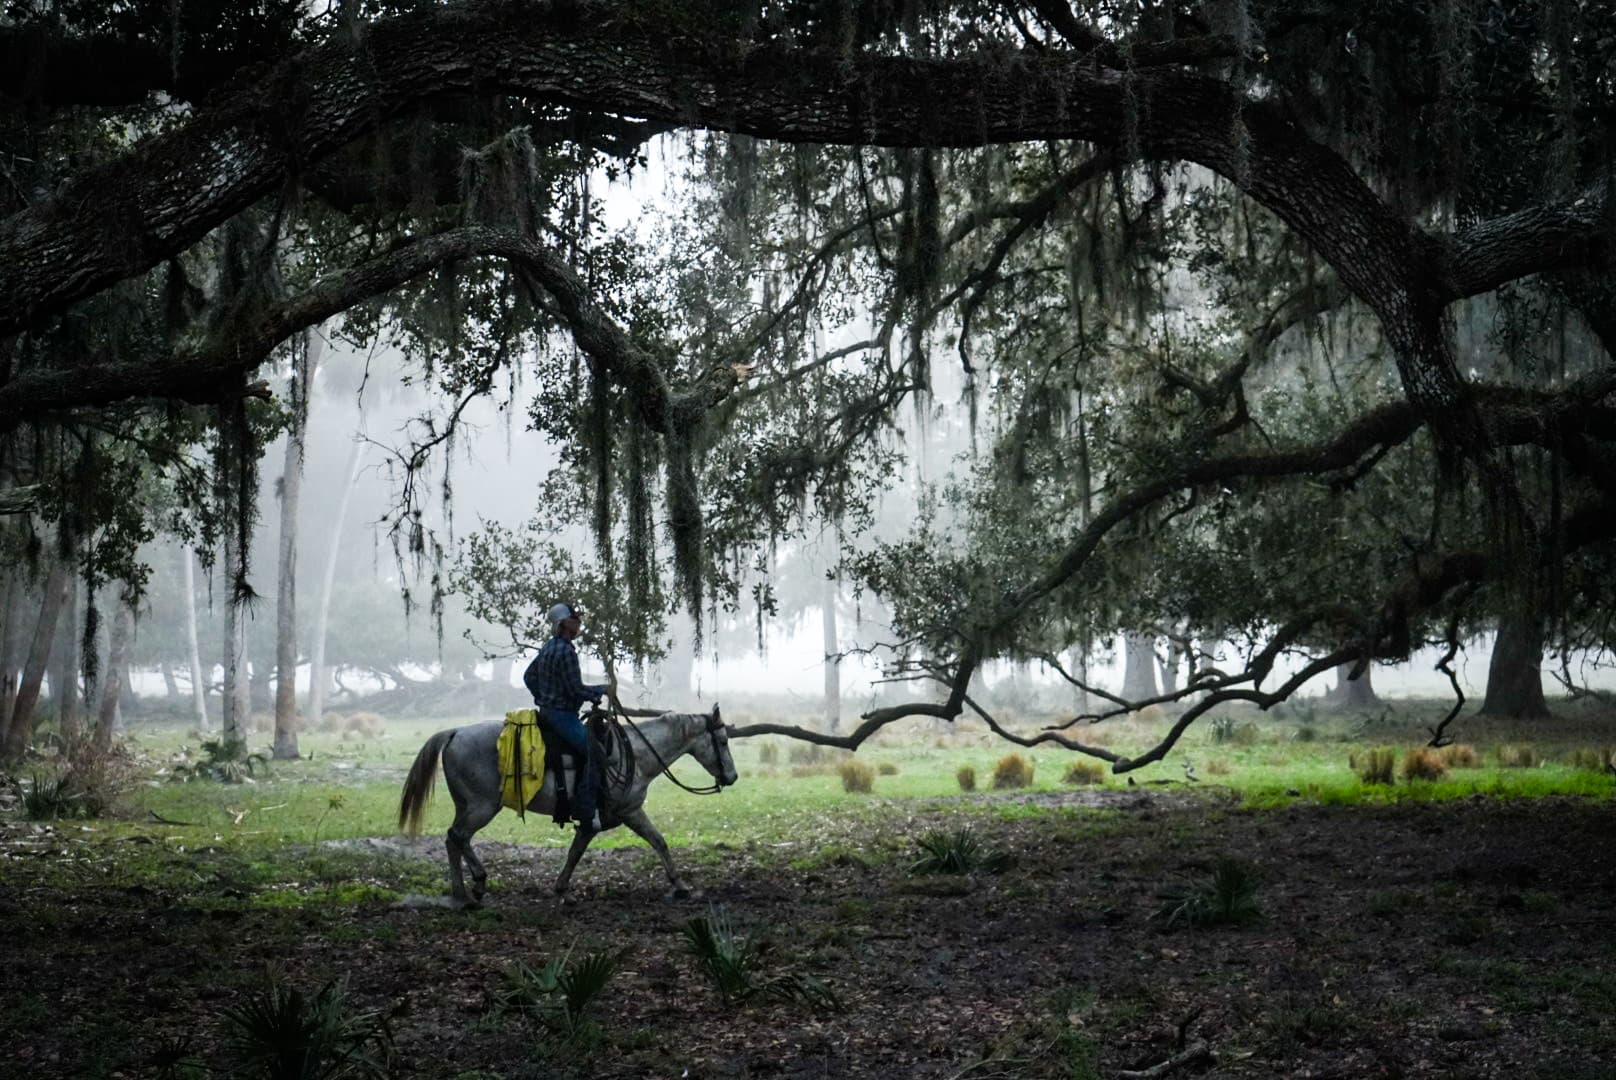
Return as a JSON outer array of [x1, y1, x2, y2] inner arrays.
[[180, 545, 211, 731], [1480, 610, 1550, 718], [221, 530, 250, 741], [92, 594, 135, 758], [822, 572, 841, 734], [5, 556, 71, 761], [273, 330, 321, 760], [1122, 631, 1160, 701], [51, 575, 81, 746], [0, 561, 20, 742], [1158, 635, 1185, 695], [159, 661, 178, 700], [1329, 662, 1381, 709], [307, 436, 365, 733]]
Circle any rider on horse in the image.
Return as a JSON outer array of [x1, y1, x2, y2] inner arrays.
[[523, 602, 611, 830]]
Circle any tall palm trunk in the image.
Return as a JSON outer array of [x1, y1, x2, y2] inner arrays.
[[272, 333, 320, 760], [180, 545, 210, 731], [92, 594, 135, 758], [221, 529, 250, 741], [307, 438, 365, 732], [5, 556, 71, 762], [0, 562, 20, 742], [51, 576, 81, 745], [822, 572, 841, 734]]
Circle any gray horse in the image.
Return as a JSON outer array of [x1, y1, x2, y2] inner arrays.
[[398, 706, 737, 906]]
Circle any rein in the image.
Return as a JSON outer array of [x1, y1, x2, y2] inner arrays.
[[606, 702, 728, 797]]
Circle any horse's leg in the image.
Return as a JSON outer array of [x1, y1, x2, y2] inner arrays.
[[619, 806, 695, 900], [449, 794, 501, 905], [553, 822, 597, 901]]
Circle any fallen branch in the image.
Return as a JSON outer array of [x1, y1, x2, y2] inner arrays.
[[1114, 1041, 1213, 1079]]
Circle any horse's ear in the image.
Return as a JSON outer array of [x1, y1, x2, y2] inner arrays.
[[711, 703, 721, 725]]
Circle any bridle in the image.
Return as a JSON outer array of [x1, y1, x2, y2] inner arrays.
[[611, 703, 732, 797]]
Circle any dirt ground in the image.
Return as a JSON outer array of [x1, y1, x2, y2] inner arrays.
[[3, 790, 1615, 1079]]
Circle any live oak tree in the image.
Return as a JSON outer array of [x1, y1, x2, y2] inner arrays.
[[3, 1, 1614, 769]]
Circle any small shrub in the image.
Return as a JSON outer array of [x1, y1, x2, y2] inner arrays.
[[756, 742, 779, 766], [838, 760, 875, 793], [496, 946, 625, 1048], [991, 753, 1035, 789], [789, 764, 828, 779], [788, 742, 826, 765], [1293, 724, 1320, 743], [220, 970, 393, 1079], [1496, 743, 1543, 768], [955, 765, 977, 792], [1401, 747, 1448, 782], [910, 827, 1010, 874], [1209, 716, 1238, 743], [1568, 747, 1616, 773], [1439, 743, 1479, 768], [1203, 758, 1233, 776], [317, 711, 346, 734], [171, 738, 268, 784], [344, 711, 386, 738], [1152, 857, 1260, 929], [1061, 760, 1105, 786], [683, 905, 839, 1012], [876, 762, 898, 775], [1211, 717, 1263, 746], [1352, 747, 1396, 785]]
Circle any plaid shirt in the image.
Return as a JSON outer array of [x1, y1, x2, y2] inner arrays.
[[523, 635, 607, 712]]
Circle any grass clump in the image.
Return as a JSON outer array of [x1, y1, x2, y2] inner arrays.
[[1152, 857, 1260, 929], [1210, 716, 1261, 745], [1568, 747, 1615, 773], [171, 737, 268, 784], [1402, 747, 1449, 782], [1496, 743, 1544, 768], [876, 762, 898, 776], [19, 769, 109, 820], [682, 905, 840, 1013], [1350, 747, 1396, 785], [837, 760, 875, 793], [1203, 758, 1233, 776], [1061, 760, 1105, 786], [496, 945, 625, 1050], [1439, 743, 1479, 768], [756, 742, 779, 766], [788, 742, 826, 766], [219, 970, 394, 1079], [956, 765, 977, 792], [910, 827, 1011, 875], [991, 753, 1035, 789]]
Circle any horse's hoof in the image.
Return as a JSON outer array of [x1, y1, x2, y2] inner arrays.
[[669, 886, 699, 901], [472, 881, 487, 902]]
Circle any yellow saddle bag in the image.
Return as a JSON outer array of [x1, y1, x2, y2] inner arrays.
[[498, 708, 546, 815]]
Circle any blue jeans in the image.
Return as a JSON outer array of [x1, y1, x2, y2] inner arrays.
[[540, 706, 596, 823]]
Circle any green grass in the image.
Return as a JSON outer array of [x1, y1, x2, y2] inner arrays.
[[17, 704, 1610, 905]]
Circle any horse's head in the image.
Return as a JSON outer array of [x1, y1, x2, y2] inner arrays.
[[688, 704, 739, 788]]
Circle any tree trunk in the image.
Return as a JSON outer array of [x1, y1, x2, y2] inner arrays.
[[51, 575, 81, 746], [1122, 632, 1160, 701], [273, 329, 320, 761], [180, 545, 210, 731], [92, 595, 135, 758], [159, 661, 179, 699], [1065, 642, 1091, 715], [221, 530, 249, 741], [1329, 662, 1381, 708], [5, 556, 71, 762], [1480, 610, 1549, 718], [822, 573, 841, 734], [0, 562, 20, 743], [1158, 635, 1185, 695], [307, 437, 364, 733]]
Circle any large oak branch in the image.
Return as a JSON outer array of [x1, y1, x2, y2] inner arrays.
[[1, 0, 1604, 353]]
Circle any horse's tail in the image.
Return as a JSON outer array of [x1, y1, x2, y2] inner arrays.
[[398, 729, 455, 836]]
